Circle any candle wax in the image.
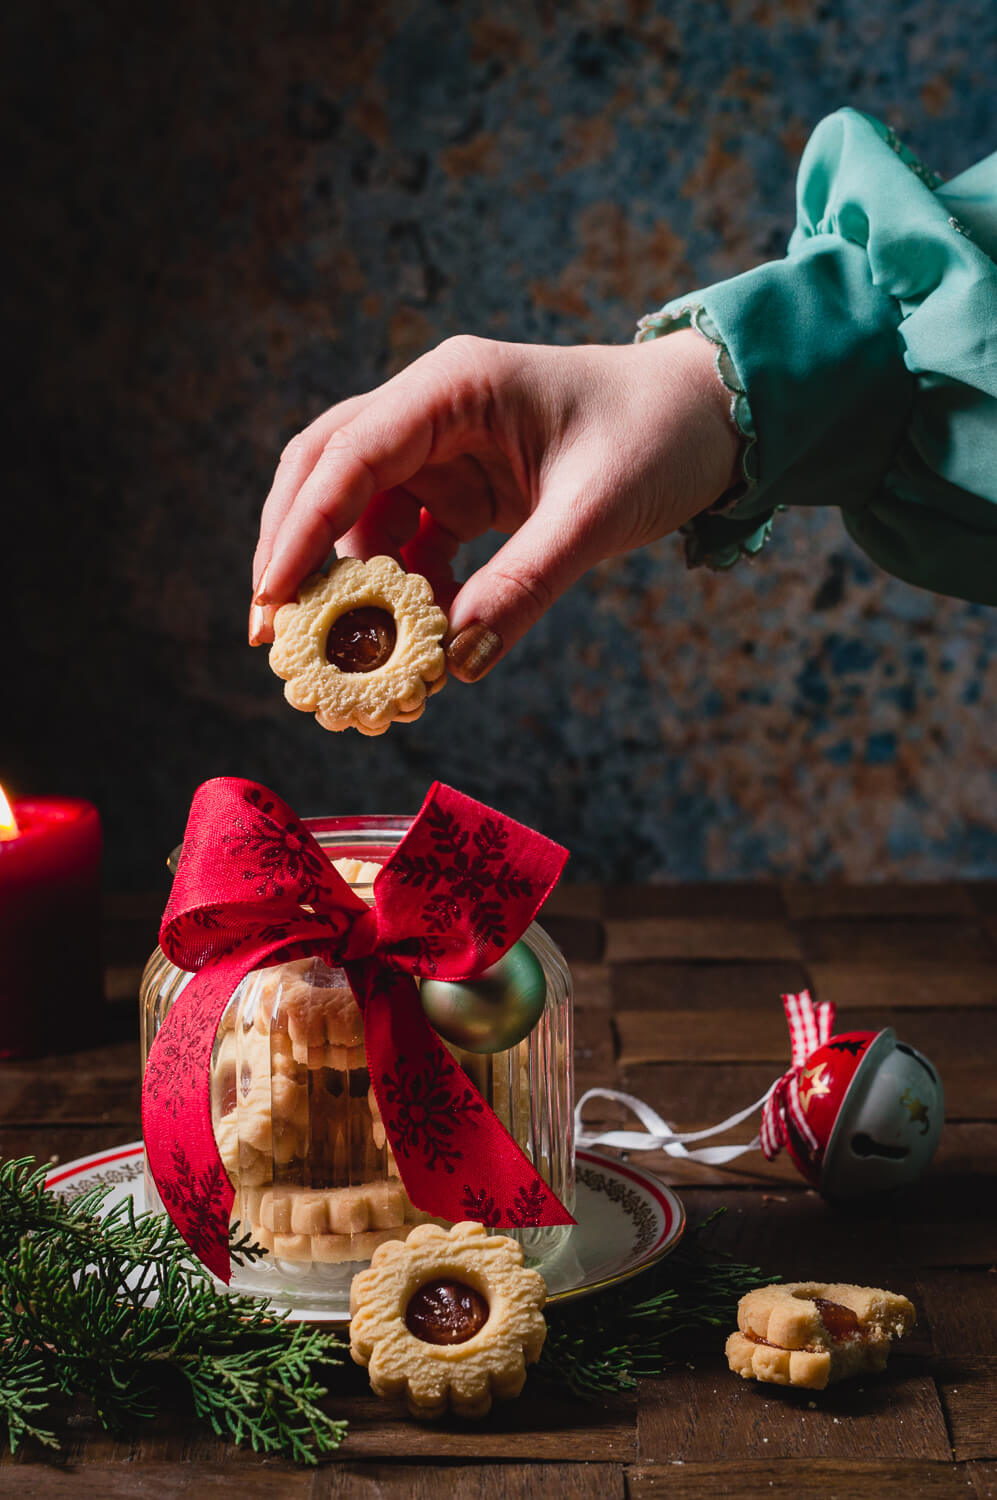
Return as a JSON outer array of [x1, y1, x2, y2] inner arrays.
[[0, 798, 102, 1060]]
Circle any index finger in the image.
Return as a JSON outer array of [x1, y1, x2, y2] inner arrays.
[[255, 336, 500, 606]]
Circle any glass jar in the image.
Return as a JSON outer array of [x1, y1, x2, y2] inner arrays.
[[140, 814, 574, 1313]]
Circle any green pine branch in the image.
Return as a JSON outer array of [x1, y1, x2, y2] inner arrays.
[[534, 1209, 778, 1399], [0, 1156, 348, 1463]]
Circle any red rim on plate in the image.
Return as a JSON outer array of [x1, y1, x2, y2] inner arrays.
[[45, 1142, 685, 1305]]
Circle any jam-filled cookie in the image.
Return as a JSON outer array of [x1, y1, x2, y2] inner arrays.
[[726, 1281, 916, 1390], [269, 556, 447, 735], [349, 1221, 547, 1419]]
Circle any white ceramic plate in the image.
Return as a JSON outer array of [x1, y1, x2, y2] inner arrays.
[[46, 1143, 685, 1322]]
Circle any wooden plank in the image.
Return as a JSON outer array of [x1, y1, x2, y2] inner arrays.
[[609, 962, 813, 1012], [796, 919, 995, 964], [539, 914, 605, 963], [936, 1357, 997, 1461], [807, 962, 997, 1010], [932, 1123, 997, 1178], [783, 884, 977, 920], [0, 1462, 626, 1496], [671, 1186, 902, 1275], [969, 884, 997, 914], [890, 1178, 997, 1269], [602, 884, 786, 920], [916, 1272, 997, 1357], [1, 1042, 140, 1125], [614, 1007, 997, 1067], [612, 1059, 995, 1132], [312, 1391, 635, 1462], [2, 1359, 635, 1468], [628, 1460, 968, 1498], [615, 1008, 796, 1065], [599, 1121, 995, 1192], [571, 962, 611, 1011], [573, 1010, 618, 1096], [602, 1061, 779, 1126], [969, 1461, 997, 1499], [604, 920, 802, 964], [654, 1182, 997, 1276], [637, 1362, 952, 1462], [538, 883, 603, 919]]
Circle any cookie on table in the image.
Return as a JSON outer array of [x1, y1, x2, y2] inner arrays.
[[726, 1281, 916, 1390], [269, 556, 447, 735], [350, 1221, 547, 1419]]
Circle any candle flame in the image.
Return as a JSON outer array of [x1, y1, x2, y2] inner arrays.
[[0, 783, 19, 841]]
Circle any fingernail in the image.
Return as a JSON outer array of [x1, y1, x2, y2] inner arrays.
[[248, 603, 274, 647], [253, 564, 272, 605], [446, 622, 503, 682]]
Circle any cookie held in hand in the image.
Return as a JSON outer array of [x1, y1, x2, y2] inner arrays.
[[726, 1281, 916, 1390], [269, 557, 447, 735], [350, 1221, 547, 1419]]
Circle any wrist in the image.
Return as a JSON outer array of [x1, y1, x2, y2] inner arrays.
[[661, 327, 743, 502]]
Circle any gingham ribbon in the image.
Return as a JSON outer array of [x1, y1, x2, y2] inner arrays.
[[759, 990, 836, 1160]]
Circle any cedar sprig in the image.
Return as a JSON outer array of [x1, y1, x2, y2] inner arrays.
[[534, 1210, 777, 1399], [0, 1156, 348, 1462]]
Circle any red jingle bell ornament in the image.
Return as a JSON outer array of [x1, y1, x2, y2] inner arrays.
[[759, 992, 944, 1198], [575, 990, 944, 1202]]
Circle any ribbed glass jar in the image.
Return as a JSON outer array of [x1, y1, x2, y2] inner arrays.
[[140, 814, 574, 1314]]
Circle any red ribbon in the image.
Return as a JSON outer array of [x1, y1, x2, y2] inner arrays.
[[759, 990, 836, 1161], [142, 778, 574, 1281]]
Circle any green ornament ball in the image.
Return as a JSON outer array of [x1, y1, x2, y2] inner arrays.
[[419, 941, 548, 1054]]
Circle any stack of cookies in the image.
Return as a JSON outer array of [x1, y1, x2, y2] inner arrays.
[[211, 952, 441, 1265]]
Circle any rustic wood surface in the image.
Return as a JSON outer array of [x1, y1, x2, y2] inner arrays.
[[2, 883, 995, 1499]]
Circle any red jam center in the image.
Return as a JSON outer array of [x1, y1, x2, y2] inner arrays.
[[813, 1297, 862, 1342], [325, 608, 396, 672], [405, 1279, 489, 1345]]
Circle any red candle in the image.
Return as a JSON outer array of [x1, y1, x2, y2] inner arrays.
[[0, 788, 103, 1060]]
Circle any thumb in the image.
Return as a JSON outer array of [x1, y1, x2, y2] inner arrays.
[[445, 487, 605, 682]]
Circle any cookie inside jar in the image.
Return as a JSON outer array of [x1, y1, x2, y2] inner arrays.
[[210, 949, 445, 1298]]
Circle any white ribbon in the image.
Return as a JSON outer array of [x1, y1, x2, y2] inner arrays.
[[574, 1084, 777, 1166]]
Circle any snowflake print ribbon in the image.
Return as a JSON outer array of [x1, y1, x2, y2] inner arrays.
[[142, 777, 573, 1281], [759, 990, 836, 1160]]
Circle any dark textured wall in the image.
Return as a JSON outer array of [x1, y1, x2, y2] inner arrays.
[[5, 0, 996, 887]]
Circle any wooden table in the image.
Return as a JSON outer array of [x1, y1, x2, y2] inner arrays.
[[3, 883, 996, 1498]]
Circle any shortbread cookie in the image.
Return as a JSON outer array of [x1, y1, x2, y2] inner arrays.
[[256, 1221, 421, 1263], [350, 1221, 547, 1420], [246, 960, 365, 1048], [269, 556, 447, 735], [246, 1180, 445, 1263], [726, 1281, 916, 1390], [331, 857, 384, 892], [212, 1026, 310, 1179]]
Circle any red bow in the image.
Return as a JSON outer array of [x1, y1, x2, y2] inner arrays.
[[759, 989, 836, 1160], [142, 777, 573, 1280]]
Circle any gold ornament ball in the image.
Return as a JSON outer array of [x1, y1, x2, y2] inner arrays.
[[419, 942, 547, 1054]]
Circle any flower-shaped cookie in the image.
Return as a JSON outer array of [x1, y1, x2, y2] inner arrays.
[[349, 1221, 547, 1419], [269, 556, 447, 735]]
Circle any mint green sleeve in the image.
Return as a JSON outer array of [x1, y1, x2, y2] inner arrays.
[[636, 108, 997, 604]]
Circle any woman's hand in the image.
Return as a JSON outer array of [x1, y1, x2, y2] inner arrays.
[[249, 329, 740, 680]]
